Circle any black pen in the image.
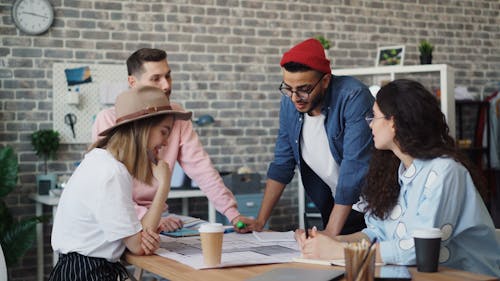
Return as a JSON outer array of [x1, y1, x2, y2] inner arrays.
[[304, 212, 309, 239]]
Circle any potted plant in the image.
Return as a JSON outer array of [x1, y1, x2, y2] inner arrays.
[[31, 129, 60, 195], [314, 35, 331, 51], [0, 146, 44, 269], [418, 40, 434, 64]]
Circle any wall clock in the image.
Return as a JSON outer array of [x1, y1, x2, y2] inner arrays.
[[12, 0, 54, 35]]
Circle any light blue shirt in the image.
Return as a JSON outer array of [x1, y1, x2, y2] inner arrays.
[[362, 157, 500, 277]]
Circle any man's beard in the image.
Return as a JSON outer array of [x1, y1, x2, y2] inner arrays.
[[306, 89, 325, 114]]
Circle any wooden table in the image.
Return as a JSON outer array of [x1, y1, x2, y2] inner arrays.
[[124, 252, 498, 281]]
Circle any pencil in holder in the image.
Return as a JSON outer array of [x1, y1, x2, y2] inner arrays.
[[344, 240, 376, 281]]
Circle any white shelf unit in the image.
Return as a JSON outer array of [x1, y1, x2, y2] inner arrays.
[[332, 64, 455, 137], [299, 64, 455, 228]]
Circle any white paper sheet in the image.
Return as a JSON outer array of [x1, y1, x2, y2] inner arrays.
[[171, 214, 206, 228], [252, 231, 296, 242], [155, 232, 300, 269], [99, 81, 128, 105]]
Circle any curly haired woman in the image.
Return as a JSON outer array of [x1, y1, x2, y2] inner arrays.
[[296, 79, 500, 277]]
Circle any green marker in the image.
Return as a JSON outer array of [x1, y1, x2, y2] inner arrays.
[[235, 221, 246, 229]]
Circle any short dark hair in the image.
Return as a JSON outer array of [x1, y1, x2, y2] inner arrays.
[[126, 48, 167, 76], [282, 62, 325, 78], [282, 62, 313, 72]]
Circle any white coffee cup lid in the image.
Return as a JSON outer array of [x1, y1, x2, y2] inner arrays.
[[198, 223, 224, 233], [412, 228, 442, 239]]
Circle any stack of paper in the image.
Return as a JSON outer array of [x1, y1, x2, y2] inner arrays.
[[161, 215, 236, 237], [156, 232, 300, 269], [252, 231, 296, 242]]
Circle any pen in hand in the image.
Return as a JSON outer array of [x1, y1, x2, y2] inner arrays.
[[235, 221, 246, 229], [303, 212, 309, 239]]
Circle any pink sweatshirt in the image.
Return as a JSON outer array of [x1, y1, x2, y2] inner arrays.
[[91, 102, 240, 222]]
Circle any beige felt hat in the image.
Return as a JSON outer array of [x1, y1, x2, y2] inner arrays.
[[98, 86, 192, 136]]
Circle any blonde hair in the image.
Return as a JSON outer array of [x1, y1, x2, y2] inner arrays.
[[90, 114, 169, 185]]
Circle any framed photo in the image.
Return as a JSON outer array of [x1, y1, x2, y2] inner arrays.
[[376, 45, 405, 66]]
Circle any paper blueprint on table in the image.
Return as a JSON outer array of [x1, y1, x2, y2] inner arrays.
[[155, 232, 300, 269]]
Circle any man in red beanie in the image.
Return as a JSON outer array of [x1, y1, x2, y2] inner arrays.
[[255, 38, 374, 237]]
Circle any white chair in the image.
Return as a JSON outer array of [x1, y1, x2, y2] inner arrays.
[[0, 243, 7, 281]]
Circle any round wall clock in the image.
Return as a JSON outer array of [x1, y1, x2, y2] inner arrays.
[[12, 0, 54, 35]]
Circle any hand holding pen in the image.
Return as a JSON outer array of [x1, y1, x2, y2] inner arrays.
[[300, 212, 316, 239], [231, 215, 255, 233], [296, 226, 344, 260], [304, 212, 310, 238], [294, 213, 317, 253]]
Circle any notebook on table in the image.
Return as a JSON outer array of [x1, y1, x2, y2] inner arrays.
[[161, 228, 200, 237]]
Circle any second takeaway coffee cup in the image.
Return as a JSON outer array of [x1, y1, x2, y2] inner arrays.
[[412, 228, 442, 272], [198, 223, 224, 266]]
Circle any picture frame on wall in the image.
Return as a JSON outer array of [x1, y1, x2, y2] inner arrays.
[[376, 45, 405, 67]]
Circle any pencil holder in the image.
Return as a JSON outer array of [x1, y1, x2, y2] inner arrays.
[[344, 240, 376, 281]]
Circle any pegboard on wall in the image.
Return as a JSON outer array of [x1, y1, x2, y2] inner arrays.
[[53, 63, 128, 144]]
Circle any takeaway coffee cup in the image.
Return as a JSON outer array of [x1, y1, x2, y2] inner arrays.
[[198, 223, 224, 266], [412, 228, 442, 272]]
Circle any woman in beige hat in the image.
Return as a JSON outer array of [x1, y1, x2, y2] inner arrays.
[[49, 86, 192, 281]]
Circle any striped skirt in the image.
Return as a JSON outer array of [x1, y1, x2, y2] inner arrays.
[[48, 252, 129, 281]]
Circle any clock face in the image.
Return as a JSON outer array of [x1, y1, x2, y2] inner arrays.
[[12, 0, 54, 35]]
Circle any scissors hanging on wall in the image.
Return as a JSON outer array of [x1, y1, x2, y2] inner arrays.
[[64, 113, 77, 138]]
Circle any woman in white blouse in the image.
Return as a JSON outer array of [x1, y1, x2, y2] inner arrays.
[[49, 86, 191, 281]]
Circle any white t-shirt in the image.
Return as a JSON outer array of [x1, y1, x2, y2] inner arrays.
[[301, 113, 340, 196], [51, 148, 142, 262]]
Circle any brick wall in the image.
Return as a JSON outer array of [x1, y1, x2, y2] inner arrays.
[[1, 0, 499, 279]]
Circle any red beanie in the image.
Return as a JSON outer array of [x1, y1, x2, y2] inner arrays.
[[280, 38, 331, 74]]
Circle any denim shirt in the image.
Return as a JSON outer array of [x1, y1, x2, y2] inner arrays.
[[267, 75, 374, 205]]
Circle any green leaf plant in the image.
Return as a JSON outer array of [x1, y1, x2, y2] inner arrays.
[[314, 35, 331, 50], [0, 146, 45, 267], [31, 130, 60, 174], [418, 39, 434, 56]]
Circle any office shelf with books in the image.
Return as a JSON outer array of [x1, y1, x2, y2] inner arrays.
[[456, 99, 493, 209]]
